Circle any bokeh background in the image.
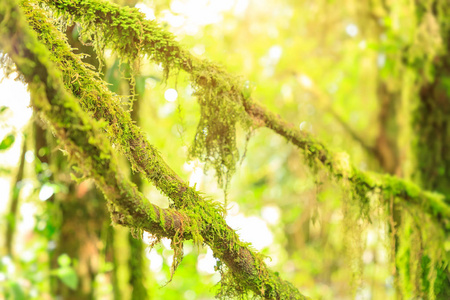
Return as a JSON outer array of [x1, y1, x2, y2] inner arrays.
[[1, 0, 443, 299]]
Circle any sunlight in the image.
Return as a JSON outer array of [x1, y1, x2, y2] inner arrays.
[[0, 72, 31, 214], [146, 248, 163, 272], [135, 2, 155, 20], [261, 205, 280, 225], [345, 23, 359, 37], [2, 1, 445, 298], [164, 88, 178, 102], [196, 247, 216, 274], [136, 0, 250, 36], [226, 214, 273, 250]]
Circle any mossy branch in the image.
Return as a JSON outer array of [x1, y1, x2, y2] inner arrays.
[[0, 0, 189, 248], [42, 0, 450, 228], [244, 101, 450, 228], [43, 0, 248, 192], [3, 2, 309, 299]]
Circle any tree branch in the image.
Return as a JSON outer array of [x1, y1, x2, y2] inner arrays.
[[42, 0, 449, 227], [1, 2, 309, 299], [1, 0, 189, 246]]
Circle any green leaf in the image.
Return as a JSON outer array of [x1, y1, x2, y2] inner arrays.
[[56, 267, 78, 290], [0, 134, 15, 150], [57, 253, 71, 267], [0, 106, 8, 114]]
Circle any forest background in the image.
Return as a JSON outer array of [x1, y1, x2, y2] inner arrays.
[[0, 0, 449, 299]]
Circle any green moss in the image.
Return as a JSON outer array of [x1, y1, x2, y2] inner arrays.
[[42, 0, 254, 197], [3, 0, 189, 270], [20, 4, 307, 298], [16, 0, 450, 298], [42, 0, 450, 224], [189, 62, 250, 192]]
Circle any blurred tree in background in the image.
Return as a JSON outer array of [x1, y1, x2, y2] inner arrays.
[[0, 0, 449, 299]]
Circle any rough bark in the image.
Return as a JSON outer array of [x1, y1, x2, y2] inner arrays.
[[42, 0, 450, 227], [1, 2, 307, 298]]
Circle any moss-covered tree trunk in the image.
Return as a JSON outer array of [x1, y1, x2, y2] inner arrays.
[[52, 182, 109, 299], [413, 39, 450, 300], [46, 24, 114, 299], [2, 0, 449, 299], [34, 115, 111, 299]]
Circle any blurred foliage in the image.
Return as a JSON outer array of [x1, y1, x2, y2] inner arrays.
[[0, 0, 449, 299]]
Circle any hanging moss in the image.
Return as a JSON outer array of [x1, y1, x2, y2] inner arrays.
[[189, 62, 251, 191], [1, 0, 190, 278], [42, 0, 252, 193], [15, 2, 308, 298], [41, 0, 450, 228], [11, 0, 450, 299], [37, 2, 450, 300], [399, 2, 450, 298]]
